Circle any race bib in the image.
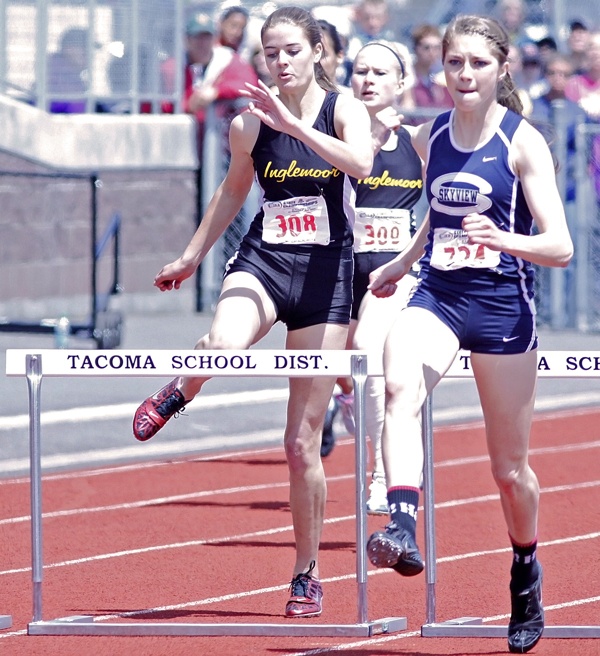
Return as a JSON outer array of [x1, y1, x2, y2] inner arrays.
[[430, 227, 501, 271], [354, 208, 413, 253], [262, 196, 330, 245]]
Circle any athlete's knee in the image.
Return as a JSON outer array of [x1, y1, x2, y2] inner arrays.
[[284, 431, 320, 474], [195, 332, 246, 351], [491, 461, 532, 496]]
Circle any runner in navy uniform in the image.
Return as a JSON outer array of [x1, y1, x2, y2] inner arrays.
[[365, 15, 573, 654], [132, 6, 375, 618], [320, 42, 424, 518]]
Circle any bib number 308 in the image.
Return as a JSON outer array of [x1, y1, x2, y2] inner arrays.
[[262, 196, 330, 245]]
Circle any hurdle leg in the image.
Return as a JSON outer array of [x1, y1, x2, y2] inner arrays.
[[26, 354, 44, 623], [420, 384, 600, 640], [421, 394, 437, 625]]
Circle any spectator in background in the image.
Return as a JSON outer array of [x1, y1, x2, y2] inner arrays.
[[520, 43, 546, 101], [566, 20, 591, 76], [507, 44, 533, 115], [217, 6, 249, 55], [160, 14, 258, 155], [344, 0, 413, 91], [565, 31, 600, 122], [250, 44, 274, 88], [408, 24, 452, 113], [530, 53, 585, 326], [99, 45, 153, 114], [536, 35, 557, 71], [495, 0, 530, 47], [47, 27, 89, 113]]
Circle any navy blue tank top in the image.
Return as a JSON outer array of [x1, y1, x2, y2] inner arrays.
[[247, 91, 356, 253], [421, 107, 535, 297]]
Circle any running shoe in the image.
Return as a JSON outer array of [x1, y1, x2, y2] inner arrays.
[[508, 564, 544, 653], [133, 379, 187, 441], [366, 521, 424, 576], [320, 395, 339, 458], [285, 561, 323, 618], [366, 476, 389, 515], [335, 391, 355, 435]]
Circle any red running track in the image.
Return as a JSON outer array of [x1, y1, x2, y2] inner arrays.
[[1, 408, 600, 656]]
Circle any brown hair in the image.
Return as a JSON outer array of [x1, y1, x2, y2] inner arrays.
[[442, 14, 523, 115], [261, 6, 338, 92], [411, 24, 442, 50]]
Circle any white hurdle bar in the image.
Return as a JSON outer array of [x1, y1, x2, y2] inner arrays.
[[421, 350, 600, 640], [5, 348, 406, 638]]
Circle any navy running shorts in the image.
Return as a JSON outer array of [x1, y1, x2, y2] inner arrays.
[[407, 277, 538, 354], [225, 241, 353, 331]]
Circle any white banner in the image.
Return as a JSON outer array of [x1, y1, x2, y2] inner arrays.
[[6, 349, 600, 378]]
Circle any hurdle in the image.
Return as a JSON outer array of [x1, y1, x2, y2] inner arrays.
[[5, 348, 406, 638], [420, 350, 600, 640]]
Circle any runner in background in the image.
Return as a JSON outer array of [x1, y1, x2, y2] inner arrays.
[[320, 42, 424, 521]]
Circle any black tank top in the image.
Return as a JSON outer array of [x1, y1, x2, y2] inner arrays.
[[247, 91, 357, 253]]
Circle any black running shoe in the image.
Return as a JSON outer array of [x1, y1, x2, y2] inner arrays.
[[320, 395, 339, 458], [366, 521, 424, 576], [508, 564, 544, 653]]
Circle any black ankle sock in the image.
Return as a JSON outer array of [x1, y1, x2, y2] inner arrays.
[[510, 536, 539, 591], [387, 487, 419, 535]]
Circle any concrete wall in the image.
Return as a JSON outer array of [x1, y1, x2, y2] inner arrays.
[[0, 96, 202, 319]]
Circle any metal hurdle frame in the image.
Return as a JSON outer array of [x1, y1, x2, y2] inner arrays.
[[5, 348, 406, 638], [420, 350, 600, 640]]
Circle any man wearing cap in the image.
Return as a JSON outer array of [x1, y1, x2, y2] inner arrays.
[[160, 12, 257, 154]]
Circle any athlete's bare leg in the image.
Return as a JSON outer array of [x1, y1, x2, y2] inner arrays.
[[471, 350, 539, 543], [178, 272, 278, 399], [382, 307, 459, 488], [285, 322, 348, 579], [353, 275, 417, 480]]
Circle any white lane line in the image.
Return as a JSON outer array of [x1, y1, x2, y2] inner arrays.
[[0, 387, 290, 431], [2, 389, 599, 432], [3, 444, 600, 526], [2, 399, 599, 479], [3, 482, 600, 576], [0, 443, 288, 486], [3, 553, 600, 643]]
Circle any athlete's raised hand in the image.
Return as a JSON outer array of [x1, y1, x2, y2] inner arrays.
[[463, 213, 505, 251], [241, 80, 298, 135], [370, 106, 403, 152]]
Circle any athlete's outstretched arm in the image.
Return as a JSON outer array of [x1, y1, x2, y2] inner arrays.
[[154, 114, 258, 291], [242, 80, 374, 179]]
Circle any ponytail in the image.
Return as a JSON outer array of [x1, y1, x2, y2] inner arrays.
[[315, 61, 339, 92], [497, 71, 523, 115]]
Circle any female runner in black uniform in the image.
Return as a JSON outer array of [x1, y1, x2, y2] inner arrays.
[[132, 6, 376, 618]]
